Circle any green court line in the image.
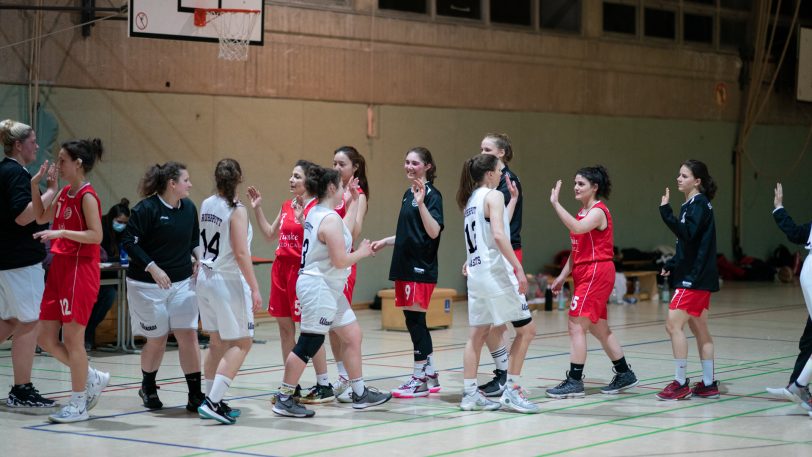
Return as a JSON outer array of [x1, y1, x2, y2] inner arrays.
[[678, 428, 811, 446]]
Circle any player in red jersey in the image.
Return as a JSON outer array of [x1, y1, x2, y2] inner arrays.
[[546, 166, 638, 399], [30, 138, 110, 423]]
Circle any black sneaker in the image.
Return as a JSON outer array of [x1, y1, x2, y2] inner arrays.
[[299, 383, 336, 404], [139, 386, 163, 410], [198, 397, 236, 424], [545, 371, 585, 399], [186, 392, 206, 412], [221, 400, 241, 418], [351, 386, 392, 410], [478, 369, 507, 397], [6, 383, 56, 408], [600, 369, 639, 394], [272, 394, 315, 418]]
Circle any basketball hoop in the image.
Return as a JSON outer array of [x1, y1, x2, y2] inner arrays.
[[194, 8, 260, 61]]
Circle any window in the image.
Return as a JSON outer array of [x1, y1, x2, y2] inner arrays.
[[603, 2, 637, 35], [379, 0, 427, 14], [491, 0, 532, 26], [437, 0, 481, 19], [684, 13, 713, 44], [540, 0, 581, 33], [720, 18, 747, 48], [644, 8, 676, 40]]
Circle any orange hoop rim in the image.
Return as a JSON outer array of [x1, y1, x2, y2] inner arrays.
[[193, 8, 260, 27]]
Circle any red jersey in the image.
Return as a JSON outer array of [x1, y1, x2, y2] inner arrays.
[[50, 183, 102, 259], [334, 186, 365, 218], [275, 197, 317, 260], [570, 201, 613, 266]]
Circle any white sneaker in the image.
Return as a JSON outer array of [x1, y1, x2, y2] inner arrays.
[[460, 390, 500, 411], [334, 376, 353, 403], [766, 386, 795, 402], [391, 376, 429, 398], [500, 384, 540, 414], [48, 402, 89, 423], [86, 368, 110, 411], [788, 382, 812, 411]]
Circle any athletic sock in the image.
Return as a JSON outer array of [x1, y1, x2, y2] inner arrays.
[[185, 372, 202, 396], [350, 377, 365, 396], [796, 357, 812, 385], [413, 361, 427, 378], [674, 359, 688, 385], [70, 391, 87, 409], [316, 372, 330, 386], [612, 356, 630, 373], [506, 373, 521, 387], [570, 363, 585, 381], [700, 359, 714, 386], [337, 362, 349, 379], [463, 379, 477, 396], [142, 369, 158, 391], [205, 378, 214, 396], [209, 374, 231, 403], [425, 354, 436, 376], [491, 346, 509, 372], [279, 382, 296, 400]]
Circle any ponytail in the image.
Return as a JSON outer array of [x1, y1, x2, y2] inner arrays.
[[61, 138, 104, 173], [575, 165, 612, 200], [456, 154, 499, 210], [139, 161, 187, 197], [334, 146, 370, 200], [215, 158, 242, 208], [305, 166, 341, 200], [682, 159, 717, 200]]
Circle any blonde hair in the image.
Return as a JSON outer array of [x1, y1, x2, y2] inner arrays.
[[0, 119, 34, 155]]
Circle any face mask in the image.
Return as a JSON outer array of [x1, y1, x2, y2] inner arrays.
[[112, 221, 127, 232]]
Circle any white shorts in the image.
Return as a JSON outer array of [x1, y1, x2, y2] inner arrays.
[[296, 274, 356, 335], [468, 290, 531, 327], [0, 264, 45, 323], [127, 277, 198, 338], [196, 267, 254, 341]]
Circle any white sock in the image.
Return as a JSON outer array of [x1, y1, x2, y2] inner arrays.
[[674, 359, 688, 384], [463, 379, 477, 396], [701, 359, 714, 386], [205, 378, 214, 396], [797, 357, 812, 385], [507, 373, 521, 387], [209, 374, 232, 403], [316, 372, 330, 386], [414, 361, 427, 378], [71, 391, 87, 409], [491, 346, 509, 372], [337, 362, 348, 379], [350, 377, 365, 396], [425, 354, 436, 376]]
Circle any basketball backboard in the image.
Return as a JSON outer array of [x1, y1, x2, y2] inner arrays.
[[129, 1, 264, 45]]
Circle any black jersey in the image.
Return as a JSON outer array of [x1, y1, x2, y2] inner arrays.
[[389, 183, 444, 283], [122, 195, 200, 283], [496, 165, 522, 249], [773, 207, 812, 248], [660, 193, 719, 292], [0, 157, 47, 270]]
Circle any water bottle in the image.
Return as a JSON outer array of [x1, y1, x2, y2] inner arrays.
[[544, 286, 553, 311], [661, 282, 670, 303], [119, 243, 129, 267], [558, 284, 568, 310]]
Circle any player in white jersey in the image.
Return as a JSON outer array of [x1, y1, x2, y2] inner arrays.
[[195, 159, 262, 424], [272, 166, 391, 418], [456, 154, 539, 413]]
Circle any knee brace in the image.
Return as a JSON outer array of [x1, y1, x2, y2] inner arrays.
[[512, 317, 533, 329], [404, 310, 433, 361], [292, 333, 325, 363]]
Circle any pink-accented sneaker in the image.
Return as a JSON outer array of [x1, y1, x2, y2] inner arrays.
[[656, 379, 692, 401], [425, 372, 441, 393], [691, 380, 720, 399], [391, 376, 429, 398]]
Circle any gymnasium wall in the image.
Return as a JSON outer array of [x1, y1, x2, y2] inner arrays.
[[1, 83, 809, 304]]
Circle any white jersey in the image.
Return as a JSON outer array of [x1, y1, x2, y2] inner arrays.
[[464, 187, 520, 298], [199, 195, 253, 275], [299, 204, 351, 289]]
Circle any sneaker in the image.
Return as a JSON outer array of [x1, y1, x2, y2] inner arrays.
[[186, 392, 206, 413], [500, 384, 540, 414], [391, 376, 429, 398], [299, 383, 336, 404], [787, 382, 812, 411], [271, 384, 301, 404], [138, 386, 163, 410], [545, 372, 585, 399], [426, 372, 442, 393], [600, 369, 639, 394], [766, 385, 795, 402], [48, 402, 89, 423], [85, 368, 110, 411], [198, 397, 236, 424], [692, 380, 720, 399], [6, 383, 56, 408], [459, 390, 501, 411], [352, 386, 392, 410], [334, 377, 353, 403], [655, 379, 692, 401], [478, 369, 507, 397], [272, 394, 315, 418], [201, 400, 241, 419]]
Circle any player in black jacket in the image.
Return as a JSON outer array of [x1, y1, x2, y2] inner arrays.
[[765, 183, 812, 414], [656, 159, 720, 401]]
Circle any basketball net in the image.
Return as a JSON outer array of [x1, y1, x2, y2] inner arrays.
[[194, 8, 260, 61]]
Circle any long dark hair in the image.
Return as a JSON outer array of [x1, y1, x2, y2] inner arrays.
[[334, 146, 370, 200], [102, 198, 131, 257], [62, 138, 104, 173], [215, 158, 242, 208], [576, 165, 612, 200], [457, 154, 498, 210], [682, 159, 717, 200], [305, 166, 341, 200], [484, 132, 514, 163], [139, 161, 187, 197], [407, 147, 437, 183]]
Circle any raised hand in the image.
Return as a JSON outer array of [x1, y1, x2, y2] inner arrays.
[[661, 187, 670, 206], [774, 183, 783, 208], [31, 160, 50, 186], [550, 180, 562, 205], [411, 179, 425, 205], [506, 175, 519, 201], [347, 177, 360, 201], [246, 186, 262, 208], [293, 194, 305, 224]]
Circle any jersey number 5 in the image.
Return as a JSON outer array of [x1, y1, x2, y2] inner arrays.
[[200, 229, 221, 261], [464, 220, 477, 254]]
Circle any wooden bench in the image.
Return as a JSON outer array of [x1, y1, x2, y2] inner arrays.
[[380, 288, 456, 330], [556, 270, 659, 302]]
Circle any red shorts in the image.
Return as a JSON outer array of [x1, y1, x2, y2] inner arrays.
[[343, 263, 357, 305], [268, 257, 301, 322], [669, 288, 711, 317], [394, 280, 435, 310], [514, 248, 523, 264], [40, 255, 99, 326], [570, 261, 614, 323]]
